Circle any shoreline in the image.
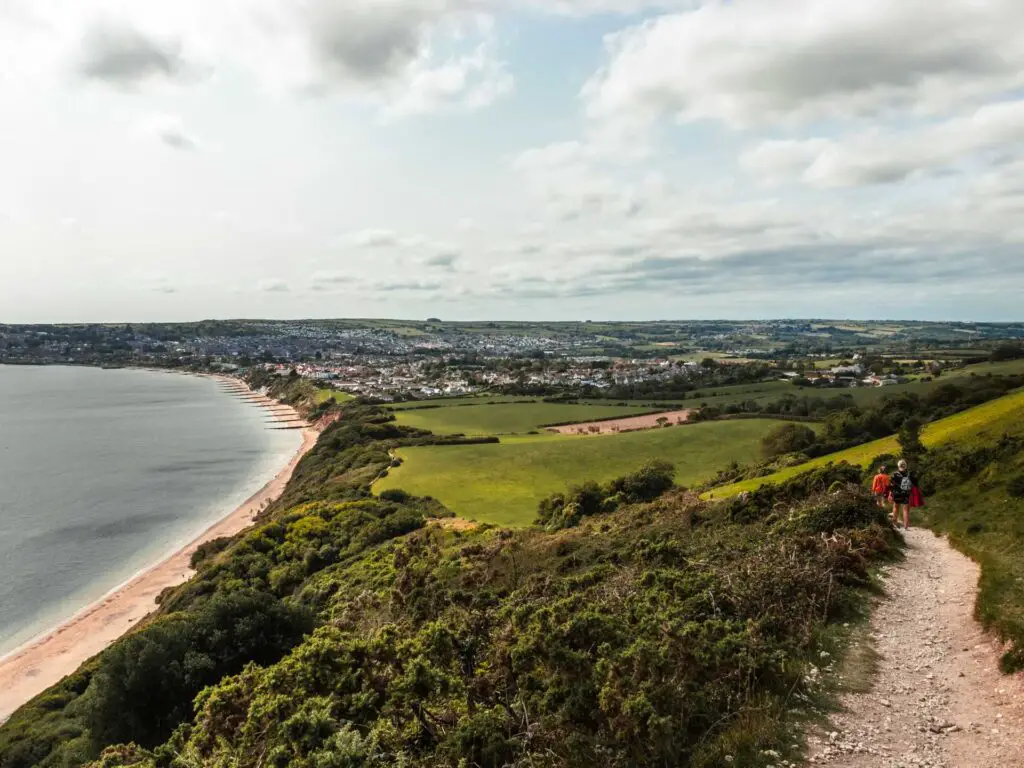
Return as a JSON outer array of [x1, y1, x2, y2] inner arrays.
[[0, 377, 318, 723]]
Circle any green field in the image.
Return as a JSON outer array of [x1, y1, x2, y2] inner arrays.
[[314, 387, 354, 404], [391, 402, 660, 435], [376, 419, 806, 526], [708, 389, 1024, 498], [945, 359, 1024, 378], [388, 395, 541, 410]]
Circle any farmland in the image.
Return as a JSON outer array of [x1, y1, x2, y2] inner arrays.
[[709, 389, 1024, 498], [387, 395, 542, 409], [314, 387, 354, 404], [390, 401, 660, 435], [376, 419, 806, 526]]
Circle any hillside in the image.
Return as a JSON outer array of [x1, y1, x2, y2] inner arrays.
[[5, 376, 1024, 768], [712, 387, 1024, 671], [0, 393, 897, 768], [708, 389, 1024, 498]]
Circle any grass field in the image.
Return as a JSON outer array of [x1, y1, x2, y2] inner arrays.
[[388, 395, 540, 410], [709, 389, 1024, 498], [391, 402, 659, 435], [314, 388, 354, 404], [945, 359, 1024, 378], [376, 419, 805, 526]]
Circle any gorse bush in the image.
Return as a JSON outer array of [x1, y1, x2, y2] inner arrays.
[[725, 462, 865, 524], [536, 461, 675, 530], [775, 487, 891, 536]]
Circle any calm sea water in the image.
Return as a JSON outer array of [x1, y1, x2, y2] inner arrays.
[[0, 366, 301, 657]]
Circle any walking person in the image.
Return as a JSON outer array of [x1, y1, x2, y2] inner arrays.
[[889, 459, 918, 530], [871, 465, 891, 509]]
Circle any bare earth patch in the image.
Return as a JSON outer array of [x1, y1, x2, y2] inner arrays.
[[431, 517, 479, 532], [807, 529, 1024, 767], [547, 409, 693, 435]]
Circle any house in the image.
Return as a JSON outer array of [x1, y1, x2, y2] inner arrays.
[[831, 363, 864, 376]]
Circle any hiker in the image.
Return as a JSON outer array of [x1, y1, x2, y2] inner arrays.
[[889, 459, 921, 530], [871, 465, 891, 508]]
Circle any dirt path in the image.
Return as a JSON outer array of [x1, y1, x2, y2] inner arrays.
[[807, 528, 1024, 767]]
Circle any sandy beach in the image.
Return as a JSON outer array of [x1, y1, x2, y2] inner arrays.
[[0, 378, 318, 723]]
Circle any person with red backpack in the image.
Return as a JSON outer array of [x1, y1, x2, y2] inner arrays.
[[889, 459, 924, 530]]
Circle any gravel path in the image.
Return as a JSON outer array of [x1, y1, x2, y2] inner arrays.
[[807, 528, 1024, 767]]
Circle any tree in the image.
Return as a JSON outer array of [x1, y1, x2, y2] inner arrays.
[[761, 423, 817, 459], [991, 343, 1024, 362], [897, 417, 927, 461]]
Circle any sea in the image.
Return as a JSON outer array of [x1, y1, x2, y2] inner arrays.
[[0, 365, 301, 658]]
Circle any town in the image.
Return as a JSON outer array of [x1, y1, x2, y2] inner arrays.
[[2, 319, 1022, 402]]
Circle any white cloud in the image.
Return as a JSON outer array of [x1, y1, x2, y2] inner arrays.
[[4, 0, 1024, 321], [76, 21, 186, 87], [3, 0, 512, 117], [422, 250, 459, 269], [584, 0, 1024, 129], [383, 36, 514, 118], [742, 100, 1024, 187], [345, 229, 402, 248]]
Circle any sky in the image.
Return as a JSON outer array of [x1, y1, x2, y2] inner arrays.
[[2, 0, 1024, 323]]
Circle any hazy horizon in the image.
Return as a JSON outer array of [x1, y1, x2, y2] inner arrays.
[[3, 316, 1024, 327]]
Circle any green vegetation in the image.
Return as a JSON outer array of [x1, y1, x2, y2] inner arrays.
[[536, 461, 676, 530], [760, 423, 818, 459], [314, 387, 353, 405], [376, 419, 813, 526], [388, 395, 541, 409], [945, 358, 1024, 378], [391, 402, 657, 436], [0, 382, 902, 768], [10, 356, 1024, 768], [710, 390, 1024, 497], [724, 391, 1024, 674], [910, 402, 1024, 672]]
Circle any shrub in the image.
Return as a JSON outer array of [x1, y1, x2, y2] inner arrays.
[[536, 482, 604, 530], [761, 423, 817, 459], [1008, 475, 1024, 499], [604, 460, 675, 504], [86, 590, 312, 750], [897, 417, 927, 461], [536, 462, 676, 530], [776, 487, 891, 535]]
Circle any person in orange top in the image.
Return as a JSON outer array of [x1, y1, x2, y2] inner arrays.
[[871, 465, 891, 508]]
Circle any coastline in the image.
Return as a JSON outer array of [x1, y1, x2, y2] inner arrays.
[[0, 377, 318, 723]]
